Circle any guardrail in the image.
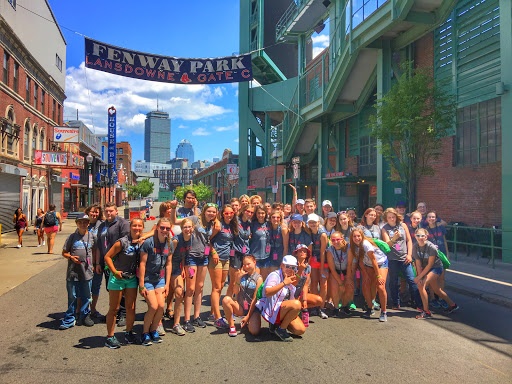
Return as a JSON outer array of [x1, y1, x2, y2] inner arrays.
[[446, 224, 508, 268]]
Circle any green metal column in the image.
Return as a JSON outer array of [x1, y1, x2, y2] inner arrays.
[[500, 0, 512, 263], [376, 39, 393, 205]]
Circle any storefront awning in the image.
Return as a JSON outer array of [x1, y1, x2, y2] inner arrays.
[[0, 163, 28, 177]]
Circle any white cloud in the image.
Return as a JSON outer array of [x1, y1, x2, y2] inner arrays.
[[311, 32, 329, 59], [178, 124, 187, 129], [63, 62, 232, 137], [192, 127, 211, 136], [215, 121, 239, 132], [234, 138, 239, 143]]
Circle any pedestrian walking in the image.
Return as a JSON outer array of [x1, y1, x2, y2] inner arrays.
[[34, 208, 45, 247], [43, 204, 62, 254], [13, 207, 27, 248]]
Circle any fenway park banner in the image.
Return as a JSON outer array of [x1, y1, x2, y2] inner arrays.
[[85, 37, 253, 85]]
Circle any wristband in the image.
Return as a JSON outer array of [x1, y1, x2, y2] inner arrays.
[[138, 286, 145, 292], [376, 275, 382, 278]]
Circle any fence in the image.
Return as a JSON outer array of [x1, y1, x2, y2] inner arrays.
[[446, 223, 508, 268]]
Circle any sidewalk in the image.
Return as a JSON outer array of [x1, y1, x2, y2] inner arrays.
[[1, 219, 511, 308]]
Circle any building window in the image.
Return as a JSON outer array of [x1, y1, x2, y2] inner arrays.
[[456, 97, 501, 166], [26, 77, 31, 102], [13, 62, 19, 92], [52, 99, 56, 121], [33, 83, 38, 109], [55, 54, 62, 72], [57, 104, 61, 124], [24, 123, 30, 160], [3, 52, 9, 85], [39, 130, 45, 151], [41, 90, 45, 114], [358, 135, 377, 177], [32, 126, 38, 159], [118, 148, 123, 154]]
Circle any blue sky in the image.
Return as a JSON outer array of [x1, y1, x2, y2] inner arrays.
[[47, 1, 329, 165]]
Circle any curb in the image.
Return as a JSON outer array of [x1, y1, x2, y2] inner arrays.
[[445, 282, 512, 309]]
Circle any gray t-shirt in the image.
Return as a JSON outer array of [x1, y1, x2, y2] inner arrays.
[[359, 224, 381, 240], [412, 241, 442, 269], [112, 236, 141, 275], [327, 244, 348, 272], [64, 230, 96, 281], [249, 220, 270, 260], [212, 221, 234, 260], [177, 206, 199, 219], [382, 223, 408, 262], [188, 215, 213, 258], [141, 236, 172, 282]]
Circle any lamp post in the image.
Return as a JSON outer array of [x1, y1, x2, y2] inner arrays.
[[86, 153, 93, 206], [273, 146, 278, 203]]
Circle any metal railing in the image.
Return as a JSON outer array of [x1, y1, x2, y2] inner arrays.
[[446, 224, 508, 268], [276, 0, 303, 41]]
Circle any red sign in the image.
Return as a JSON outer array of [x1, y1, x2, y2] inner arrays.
[[247, 185, 256, 190]]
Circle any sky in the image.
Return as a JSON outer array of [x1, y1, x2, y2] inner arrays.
[[46, 0, 329, 165]]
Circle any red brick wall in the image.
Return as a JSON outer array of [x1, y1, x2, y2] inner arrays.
[[414, 34, 502, 227], [248, 164, 285, 200]]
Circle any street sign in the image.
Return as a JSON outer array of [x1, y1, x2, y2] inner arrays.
[[292, 156, 300, 164], [293, 166, 299, 179], [272, 184, 278, 193]]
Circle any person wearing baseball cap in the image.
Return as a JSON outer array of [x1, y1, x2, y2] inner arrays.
[[59, 213, 96, 330], [256, 255, 305, 342], [321, 200, 333, 220], [288, 213, 313, 254], [295, 199, 305, 215], [396, 200, 411, 225]]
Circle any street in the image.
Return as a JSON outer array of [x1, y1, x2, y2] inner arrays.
[[0, 211, 511, 383]]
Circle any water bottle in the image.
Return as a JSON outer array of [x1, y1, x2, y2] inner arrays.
[[301, 308, 310, 327]]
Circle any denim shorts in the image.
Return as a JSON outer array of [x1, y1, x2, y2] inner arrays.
[[256, 257, 271, 269], [431, 267, 443, 275], [171, 261, 182, 276], [186, 256, 209, 267], [144, 278, 165, 290], [364, 258, 389, 269], [107, 274, 138, 290]]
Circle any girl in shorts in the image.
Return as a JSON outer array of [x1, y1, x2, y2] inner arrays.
[[13, 207, 27, 248], [413, 228, 458, 319], [250, 204, 271, 277], [326, 231, 353, 316], [210, 204, 237, 329], [138, 218, 173, 345], [349, 228, 389, 322], [307, 214, 329, 319], [222, 255, 263, 337], [103, 218, 144, 349], [268, 209, 289, 274], [227, 204, 253, 297], [34, 208, 45, 247]]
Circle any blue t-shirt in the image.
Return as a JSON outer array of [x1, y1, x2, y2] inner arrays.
[[288, 230, 312, 251], [249, 221, 270, 260], [211, 221, 234, 260], [141, 236, 172, 282], [269, 225, 285, 262], [234, 218, 251, 254], [426, 225, 447, 254]]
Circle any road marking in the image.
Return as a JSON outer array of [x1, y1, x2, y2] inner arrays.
[[447, 269, 512, 287], [474, 360, 507, 376]]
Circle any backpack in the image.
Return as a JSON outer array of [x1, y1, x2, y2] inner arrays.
[[43, 211, 57, 227]]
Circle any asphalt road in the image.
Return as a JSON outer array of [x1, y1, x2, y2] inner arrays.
[[0, 206, 511, 383]]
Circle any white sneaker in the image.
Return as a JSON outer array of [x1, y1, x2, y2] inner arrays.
[[16, 244, 21, 248], [42, 241, 46, 246], [37, 244, 41, 247]]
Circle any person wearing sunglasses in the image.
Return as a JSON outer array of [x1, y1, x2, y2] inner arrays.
[[307, 213, 329, 319], [256, 255, 306, 342], [293, 244, 322, 326], [326, 231, 353, 316], [138, 218, 174, 345], [269, 208, 289, 273], [209, 204, 238, 329], [170, 200, 220, 333], [412, 228, 458, 319], [250, 204, 271, 279], [226, 204, 253, 297]]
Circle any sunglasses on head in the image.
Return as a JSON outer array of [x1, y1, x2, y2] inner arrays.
[[337, 211, 347, 215], [205, 203, 218, 209]]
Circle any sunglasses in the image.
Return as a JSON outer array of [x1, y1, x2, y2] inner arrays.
[[284, 265, 298, 272], [337, 211, 347, 215], [159, 226, 171, 231], [205, 203, 218, 208], [331, 238, 344, 242], [415, 234, 426, 238]]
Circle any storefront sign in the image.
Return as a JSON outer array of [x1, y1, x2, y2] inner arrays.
[[34, 150, 68, 166], [53, 127, 79, 143]]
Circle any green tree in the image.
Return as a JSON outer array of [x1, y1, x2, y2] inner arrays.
[[174, 182, 213, 202], [127, 178, 154, 199], [369, 62, 456, 211]]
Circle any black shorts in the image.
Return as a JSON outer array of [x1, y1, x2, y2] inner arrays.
[[335, 269, 347, 276], [229, 251, 244, 270]]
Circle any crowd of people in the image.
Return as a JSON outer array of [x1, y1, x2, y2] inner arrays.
[[57, 187, 459, 349]]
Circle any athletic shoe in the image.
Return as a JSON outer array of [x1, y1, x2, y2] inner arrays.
[[341, 306, 352, 316], [207, 313, 215, 322], [58, 320, 76, 330], [105, 336, 122, 349], [170, 324, 186, 336], [379, 311, 388, 322], [439, 299, 449, 309], [116, 314, 126, 327], [90, 311, 106, 323], [274, 327, 293, 342], [42, 241, 46, 246], [37, 244, 41, 247], [416, 311, 433, 319], [332, 308, 340, 318], [372, 300, 381, 311], [364, 308, 375, 318], [192, 317, 206, 328], [16, 244, 21, 248], [124, 331, 137, 344], [214, 317, 230, 329], [319, 308, 329, 319], [164, 309, 173, 320], [150, 330, 162, 343], [429, 299, 441, 309], [228, 326, 237, 337], [447, 303, 459, 313], [349, 303, 357, 311], [183, 321, 195, 333], [156, 323, 166, 336], [83, 314, 94, 327], [268, 323, 276, 334], [140, 333, 152, 346]]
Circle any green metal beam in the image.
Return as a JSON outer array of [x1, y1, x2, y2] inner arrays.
[[404, 11, 437, 25], [332, 103, 355, 113]]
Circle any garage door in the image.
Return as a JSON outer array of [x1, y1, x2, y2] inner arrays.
[[0, 174, 21, 232]]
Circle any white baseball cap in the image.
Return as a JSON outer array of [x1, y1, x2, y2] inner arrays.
[[282, 255, 298, 266], [322, 200, 332, 207], [307, 213, 320, 222], [296, 199, 305, 205]]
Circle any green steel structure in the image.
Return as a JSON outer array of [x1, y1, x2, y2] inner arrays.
[[239, 0, 512, 262]]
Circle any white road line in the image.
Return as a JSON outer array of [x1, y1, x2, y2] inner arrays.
[[447, 269, 512, 287]]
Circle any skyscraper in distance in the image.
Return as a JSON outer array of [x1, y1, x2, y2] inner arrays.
[[144, 110, 171, 163], [175, 139, 195, 163]]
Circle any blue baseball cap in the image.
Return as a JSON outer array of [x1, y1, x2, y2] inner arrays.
[[291, 213, 303, 222]]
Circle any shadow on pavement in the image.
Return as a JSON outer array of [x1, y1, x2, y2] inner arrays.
[[73, 336, 106, 349]]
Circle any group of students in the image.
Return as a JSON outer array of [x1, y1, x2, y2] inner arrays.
[[59, 190, 458, 348]]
